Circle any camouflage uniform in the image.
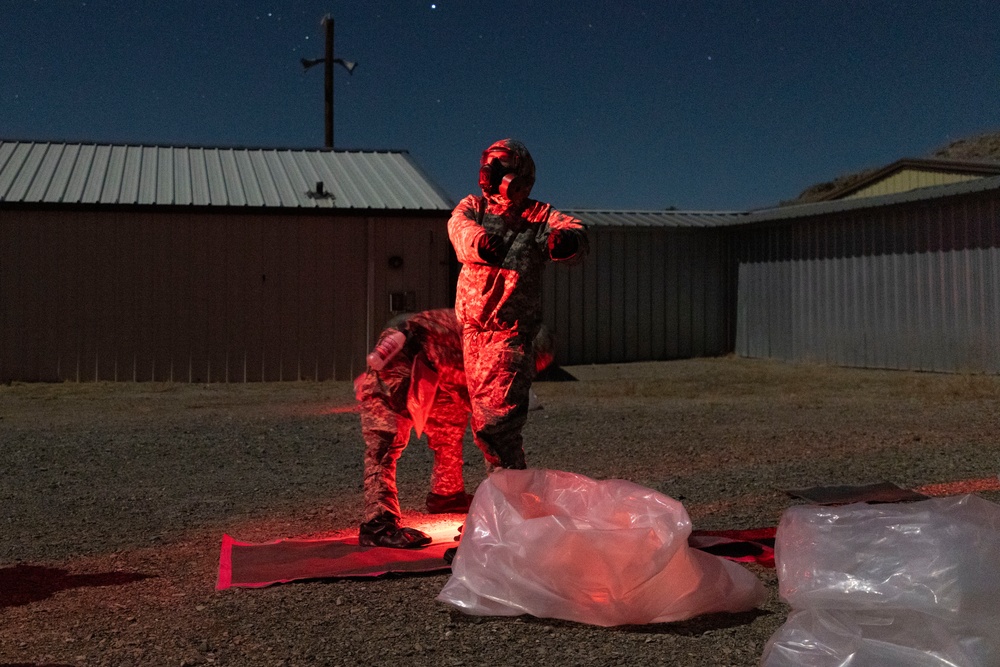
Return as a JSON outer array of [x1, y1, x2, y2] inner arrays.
[[357, 309, 471, 523], [448, 139, 588, 471]]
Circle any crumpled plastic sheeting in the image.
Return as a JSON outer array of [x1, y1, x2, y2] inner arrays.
[[436, 468, 767, 627], [761, 494, 1000, 667]]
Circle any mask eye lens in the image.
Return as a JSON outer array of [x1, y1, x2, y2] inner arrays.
[[485, 150, 515, 170]]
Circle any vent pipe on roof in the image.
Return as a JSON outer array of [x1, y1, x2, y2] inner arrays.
[[307, 180, 334, 200]]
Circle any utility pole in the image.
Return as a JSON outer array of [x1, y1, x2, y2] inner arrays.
[[301, 14, 357, 149], [323, 15, 333, 148]]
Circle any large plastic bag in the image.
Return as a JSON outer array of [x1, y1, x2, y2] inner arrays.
[[762, 609, 996, 667], [436, 468, 767, 627], [761, 494, 1000, 667]]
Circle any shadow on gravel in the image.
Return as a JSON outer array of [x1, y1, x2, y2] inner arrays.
[[0, 564, 154, 608], [450, 608, 773, 634], [533, 365, 578, 382], [0, 663, 76, 667], [627, 609, 775, 635]]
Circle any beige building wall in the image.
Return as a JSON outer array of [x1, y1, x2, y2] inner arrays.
[[844, 169, 983, 200]]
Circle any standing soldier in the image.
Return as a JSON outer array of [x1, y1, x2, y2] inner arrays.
[[447, 138, 588, 474]]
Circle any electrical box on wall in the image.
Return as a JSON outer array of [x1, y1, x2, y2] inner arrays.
[[389, 291, 416, 313]]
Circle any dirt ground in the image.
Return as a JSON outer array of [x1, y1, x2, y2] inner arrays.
[[2, 355, 1000, 666]]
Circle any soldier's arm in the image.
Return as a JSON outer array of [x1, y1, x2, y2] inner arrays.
[[447, 195, 488, 265]]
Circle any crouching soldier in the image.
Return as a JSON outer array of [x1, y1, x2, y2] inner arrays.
[[356, 308, 553, 549]]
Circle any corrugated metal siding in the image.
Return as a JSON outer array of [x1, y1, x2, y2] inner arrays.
[[543, 225, 731, 366], [0, 208, 453, 382], [733, 190, 1000, 373], [844, 169, 984, 200], [0, 141, 452, 210]]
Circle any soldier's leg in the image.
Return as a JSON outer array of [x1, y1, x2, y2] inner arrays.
[[464, 328, 533, 471], [358, 395, 431, 549], [360, 396, 410, 523], [424, 396, 473, 513]]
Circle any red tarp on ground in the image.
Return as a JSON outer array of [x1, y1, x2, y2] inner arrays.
[[217, 528, 777, 590], [216, 534, 454, 590], [218, 478, 999, 590]]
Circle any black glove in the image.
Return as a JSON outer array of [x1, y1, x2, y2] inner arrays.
[[547, 230, 579, 260], [477, 233, 506, 265]]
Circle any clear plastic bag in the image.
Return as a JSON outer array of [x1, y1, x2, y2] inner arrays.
[[761, 494, 1000, 666], [761, 609, 996, 667], [436, 468, 766, 627]]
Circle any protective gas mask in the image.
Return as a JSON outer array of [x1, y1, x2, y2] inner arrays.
[[479, 148, 531, 203]]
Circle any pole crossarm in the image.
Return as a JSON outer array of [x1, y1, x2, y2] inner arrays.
[[300, 15, 357, 148]]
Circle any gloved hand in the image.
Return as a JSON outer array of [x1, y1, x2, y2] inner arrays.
[[477, 232, 506, 265], [547, 230, 579, 260]]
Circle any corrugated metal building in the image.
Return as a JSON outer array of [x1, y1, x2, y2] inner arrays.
[[543, 210, 742, 365], [0, 140, 455, 382], [731, 175, 1000, 373], [7, 140, 1000, 381], [545, 160, 1000, 375]]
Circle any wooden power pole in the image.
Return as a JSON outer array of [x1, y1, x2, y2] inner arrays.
[[323, 15, 334, 148], [301, 14, 357, 148]]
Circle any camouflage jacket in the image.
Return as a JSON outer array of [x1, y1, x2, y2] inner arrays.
[[358, 308, 468, 409], [448, 194, 588, 332]]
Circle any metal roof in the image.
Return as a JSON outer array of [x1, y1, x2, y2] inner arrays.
[[0, 140, 454, 210], [566, 173, 1000, 229], [564, 209, 745, 228], [739, 173, 1000, 225]]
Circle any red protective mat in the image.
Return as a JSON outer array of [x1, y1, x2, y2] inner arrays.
[[688, 527, 776, 568], [216, 534, 453, 590], [217, 526, 779, 590]]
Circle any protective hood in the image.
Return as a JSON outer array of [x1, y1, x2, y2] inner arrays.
[[479, 138, 536, 206]]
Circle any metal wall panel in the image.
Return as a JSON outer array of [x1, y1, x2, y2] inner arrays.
[[542, 226, 731, 366], [0, 208, 451, 382], [733, 191, 1000, 373], [364, 215, 455, 347]]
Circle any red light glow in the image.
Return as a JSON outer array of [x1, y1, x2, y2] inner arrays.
[[316, 403, 360, 415], [915, 476, 1000, 497], [400, 515, 465, 543]]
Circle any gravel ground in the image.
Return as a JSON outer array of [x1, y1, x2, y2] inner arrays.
[[2, 356, 1000, 667]]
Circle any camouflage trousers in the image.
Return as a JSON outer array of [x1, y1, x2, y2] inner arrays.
[[360, 386, 469, 522], [462, 327, 535, 471]]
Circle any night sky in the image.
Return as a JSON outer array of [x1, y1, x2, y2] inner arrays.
[[4, 1, 1000, 211]]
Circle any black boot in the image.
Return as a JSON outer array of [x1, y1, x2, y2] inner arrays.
[[426, 491, 474, 514], [358, 514, 431, 549]]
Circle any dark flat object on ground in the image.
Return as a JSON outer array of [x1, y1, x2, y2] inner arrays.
[[785, 482, 929, 505]]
